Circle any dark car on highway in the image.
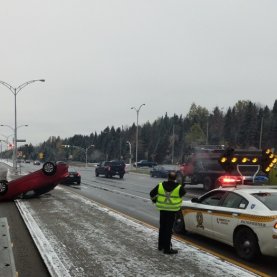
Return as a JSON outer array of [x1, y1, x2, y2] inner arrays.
[[95, 160, 125, 178], [150, 165, 178, 178], [134, 160, 157, 168], [60, 168, 81, 185]]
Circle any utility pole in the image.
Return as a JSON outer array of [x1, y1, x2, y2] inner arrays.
[[259, 116, 264, 149], [171, 125, 175, 164]]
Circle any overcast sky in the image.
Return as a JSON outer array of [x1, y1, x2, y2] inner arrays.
[[0, 0, 276, 146]]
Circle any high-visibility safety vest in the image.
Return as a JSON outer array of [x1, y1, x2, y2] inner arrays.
[[156, 182, 182, 211]]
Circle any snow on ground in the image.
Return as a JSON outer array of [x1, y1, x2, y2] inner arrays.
[[15, 187, 259, 277]]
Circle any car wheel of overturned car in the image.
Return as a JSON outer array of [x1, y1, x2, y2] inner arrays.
[[203, 176, 214, 191], [0, 180, 8, 195], [234, 227, 260, 261], [173, 210, 186, 235], [42, 162, 57, 176]]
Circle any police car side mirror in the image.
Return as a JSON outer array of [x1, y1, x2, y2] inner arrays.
[[191, 197, 199, 203]]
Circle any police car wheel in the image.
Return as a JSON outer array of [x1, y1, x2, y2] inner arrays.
[[173, 211, 186, 235], [0, 180, 8, 195], [234, 227, 260, 261], [42, 162, 57, 176]]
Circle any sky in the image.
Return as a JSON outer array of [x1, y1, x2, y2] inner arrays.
[[0, 0, 277, 146]]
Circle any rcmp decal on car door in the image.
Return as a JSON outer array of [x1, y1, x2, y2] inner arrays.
[[196, 212, 204, 229]]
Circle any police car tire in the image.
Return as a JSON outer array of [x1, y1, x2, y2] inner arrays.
[[234, 227, 260, 261], [0, 180, 8, 195], [42, 162, 57, 176], [173, 211, 186, 235]]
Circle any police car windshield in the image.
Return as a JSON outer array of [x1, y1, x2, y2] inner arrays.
[[252, 192, 277, 211]]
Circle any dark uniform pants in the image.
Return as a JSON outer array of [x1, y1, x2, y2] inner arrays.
[[158, 210, 176, 251]]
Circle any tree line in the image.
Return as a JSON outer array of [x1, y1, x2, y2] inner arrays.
[[3, 99, 277, 164]]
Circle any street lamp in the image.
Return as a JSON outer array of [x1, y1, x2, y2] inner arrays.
[[131, 104, 145, 169], [126, 141, 132, 167], [0, 133, 13, 143], [0, 79, 45, 174], [0, 124, 28, 171], [62, 144, 94, 167], [85, 145, 95, 167]]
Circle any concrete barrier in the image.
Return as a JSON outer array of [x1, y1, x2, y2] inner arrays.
[[0, 218, 17, 277]]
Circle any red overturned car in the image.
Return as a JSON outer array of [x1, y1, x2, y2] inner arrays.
[[0, 161, 69, 201]]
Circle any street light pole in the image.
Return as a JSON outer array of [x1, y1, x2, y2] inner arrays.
[[0, 124, 28, 170], [62, 144, 94, 167], [85, 145, 95, 167], [0, 79, 45, 174], [126, 141, 132, 167], [259, 116, 264, 150], [131, 104, 145, 169]]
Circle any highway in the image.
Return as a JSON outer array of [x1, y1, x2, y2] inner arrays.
[[1, 162, 277, 276]]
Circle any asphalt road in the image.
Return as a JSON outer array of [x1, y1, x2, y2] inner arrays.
[[1, 162, 277, 276]]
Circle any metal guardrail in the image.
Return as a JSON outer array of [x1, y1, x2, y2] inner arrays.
[[0, 217, 17, 277]]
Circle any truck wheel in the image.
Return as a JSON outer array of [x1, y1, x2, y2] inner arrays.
[[234, 227, 260, 261], [0, 180, 8, 195], [42, 162, 57, 176], [203, 176, 213, 191], [176, 172, 184, 185], [173, 210, 186, 235], [95, 171, 99, 177]]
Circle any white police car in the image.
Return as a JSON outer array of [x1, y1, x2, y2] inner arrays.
[[173, 183, 277, 261]]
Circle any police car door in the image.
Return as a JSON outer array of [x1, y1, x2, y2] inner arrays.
[[211, 191, 248, 244], [187, 190, 227, 238]]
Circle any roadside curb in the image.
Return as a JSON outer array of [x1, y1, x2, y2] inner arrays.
[[0, 218, 17, 277]]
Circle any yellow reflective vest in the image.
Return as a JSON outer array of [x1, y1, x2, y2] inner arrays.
[[156, 182, 182, 211]]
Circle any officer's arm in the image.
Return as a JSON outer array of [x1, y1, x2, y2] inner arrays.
[[179, 186, 186, 197], [150, 185, 158, 203]]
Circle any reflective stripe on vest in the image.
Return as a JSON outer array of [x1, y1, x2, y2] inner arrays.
[[156, 183, 182, 211]]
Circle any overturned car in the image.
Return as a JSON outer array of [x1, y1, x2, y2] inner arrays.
[[0, 161, 69, 201]]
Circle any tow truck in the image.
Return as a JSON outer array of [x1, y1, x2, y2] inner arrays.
[[176, 146, 277, 191]]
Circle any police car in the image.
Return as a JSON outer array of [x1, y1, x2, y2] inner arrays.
[[173, 183, 277, 261]]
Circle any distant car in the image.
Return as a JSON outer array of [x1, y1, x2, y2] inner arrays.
[[95, 160, 125, 178], [0, 161, 69, 201], [150, 165, 177, 178], [134, 160, 157, 168], [33, 160, 41, 165], [25, 160, 30, 163], [60, 168, 81, 185], [173, 184, 277, 261]]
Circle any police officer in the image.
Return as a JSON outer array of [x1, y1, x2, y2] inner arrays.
[[150, 171, 186, 254]]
